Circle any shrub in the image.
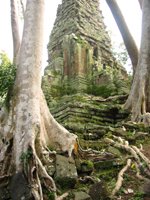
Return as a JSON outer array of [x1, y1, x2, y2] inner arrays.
[[0, 53, 16, 102]]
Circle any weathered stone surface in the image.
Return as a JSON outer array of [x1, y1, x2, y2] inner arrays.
[[76, 160, 94, 175], [47, 163, 56, 176], [83, 133, 100, 140], [55, 155, 78, 188], [74, 191, 91, 200], [142, 180, 150, 197], [48, 94, 129, 139], [0, 186, 10, 200], [10, 172, 31, 200], [48, 0, 113, 66], [89, 181, 110, 200], [94, 158, 124, 170], [45, 0, 126, 92], [107, 146, 122, 157], [95, 73, 111, 85]]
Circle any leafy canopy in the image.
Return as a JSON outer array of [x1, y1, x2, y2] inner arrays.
[[0, 52, 16, 101]]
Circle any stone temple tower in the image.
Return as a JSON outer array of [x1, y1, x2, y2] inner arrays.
[[45, 0, 124, 90]]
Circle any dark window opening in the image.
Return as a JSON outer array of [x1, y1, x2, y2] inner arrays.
[[93, 47, 98, 59]]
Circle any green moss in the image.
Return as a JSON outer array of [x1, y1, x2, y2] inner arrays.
[[87, 84, 116, 98], [76, 159, 94, 175], [55, 177, 77, 189], [97, 170, 118, 193], [43, 188, 56, 200], [20, 148, 32, 164], [79, 139, 108, 151], [81, 160, 94, 170], [47, 192, 55, 200], [130, 192, 144, 200]]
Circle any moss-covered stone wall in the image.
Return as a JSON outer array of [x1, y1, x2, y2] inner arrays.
[[44, 0, 127, 95], [46, 0, 125, 77]]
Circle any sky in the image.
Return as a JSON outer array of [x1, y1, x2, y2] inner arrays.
[[101, 0, 142, 47], [0, 0, 142, 70]]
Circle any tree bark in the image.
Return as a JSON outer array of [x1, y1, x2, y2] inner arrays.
[[0, 0, 77, 199], [13, 0, 45, 170], [138, 0, 143, 9], [10, 0, 21, 65], [106, 0, 139, 74], [20, 0, 25, 18], [124, 0, 150, 124]]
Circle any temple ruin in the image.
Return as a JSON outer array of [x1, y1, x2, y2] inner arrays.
[[45, 0, 126, 91]]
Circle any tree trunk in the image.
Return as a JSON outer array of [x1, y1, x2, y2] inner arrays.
[[106, 0, 139, 74], [10, 0, 21, 65], [138, 0, 143, 9], [20, 0, 25, 18], [124, 0, 150, 124], [0, 0, 77, 199]]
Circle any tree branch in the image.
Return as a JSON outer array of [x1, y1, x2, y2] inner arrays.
[[106, 0, 139, 74], [20, 0, 25, 18], [10, 0, 21, 65], [138, 0, 143, 9]]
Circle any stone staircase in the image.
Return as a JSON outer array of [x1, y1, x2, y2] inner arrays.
[[49, 93, 129, 149], [46, 94, 150, 199]]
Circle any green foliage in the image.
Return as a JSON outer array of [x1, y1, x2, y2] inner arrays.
[[106, 177, 117, 193], [82, 160, 94, 169], [42, 77, 54, 108], [47, 192, 55, 200], [87, 84, 115, 98], [87, 68, 131, 97], [112, 69, 131, 95], [130, 192, 144, 200], [20, 149, 32, 164], [42, 188, 55, 200], [42, 76, 77, 106], [43, 65, 131, 105], [112, 42, 129, 65], [51, 81, 77, 97], [0, 53, 16, 102]]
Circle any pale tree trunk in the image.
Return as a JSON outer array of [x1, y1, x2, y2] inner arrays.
[[20, 0, 25, 18], [106, 0, 139, 74], [0, 0, 77, 199], [124, 0, 150, 125], [138, 0, 143, 9], [10, 0, 21, 65]]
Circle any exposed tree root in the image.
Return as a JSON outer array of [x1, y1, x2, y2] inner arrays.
[[0, 136, 57, 199], [56, 192, 69, 200], [142, 113, 150, 127], [1, 94, 150, 199], [74, 138, 113, 160], [32, 148, 56, 191], [40, 91, 77, 157], [0, 99, 78, 200], [105, 137, 140, 163], [105, 135, 150, 197], [111, 159, 131, 197], [30, 146, 56, 200], [135, 162, 149, 181], [132, 145, 150, 170], [79, 176, 99, 184]]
